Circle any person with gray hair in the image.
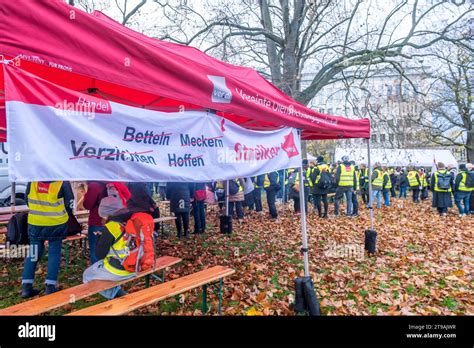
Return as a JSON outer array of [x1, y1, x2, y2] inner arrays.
[[467, 163, 474, 215]]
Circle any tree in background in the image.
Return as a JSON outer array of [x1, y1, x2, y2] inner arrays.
[[70, 0, 473, 156], [414, 45, 473, 162]]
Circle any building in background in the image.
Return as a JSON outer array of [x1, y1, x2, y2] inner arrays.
[[304, 65, 468, 163]]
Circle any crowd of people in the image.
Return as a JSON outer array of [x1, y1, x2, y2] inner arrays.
[[17, 157, 473, 299], [282, 157, 474, 218]]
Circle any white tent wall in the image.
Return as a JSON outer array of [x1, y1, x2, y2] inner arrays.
[[334, 148, 458, 168]]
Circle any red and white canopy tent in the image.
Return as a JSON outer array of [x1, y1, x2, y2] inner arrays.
[[0, 1, 372, 280]]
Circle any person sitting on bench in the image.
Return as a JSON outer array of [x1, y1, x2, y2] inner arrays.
[[82, 189, 155, 299]]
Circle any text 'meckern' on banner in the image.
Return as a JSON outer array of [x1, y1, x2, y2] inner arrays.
[[4, 65, 302, 183]]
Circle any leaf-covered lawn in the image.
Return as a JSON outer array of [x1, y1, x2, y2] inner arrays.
[[0, 198, 472, 315]]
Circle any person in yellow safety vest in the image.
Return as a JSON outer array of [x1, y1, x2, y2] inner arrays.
[[263, 171, 280, 219], [21, 181, 74, 298], [229, 178, 245, 219], [252, 175, 265, 212], [310, 156, 332, 218], [300, 159, 312, 213], [283, 168, 294, 204], [430, 162, 454, 216], [407, 166, 422, 203], [371, 162, 384, 209], [334, 156, 357, 216], [382, 166, 392, 207], [466, 163, 474, 215], [83, 189, 155, 299], [419, 168, 429, 201], [351, 161, 360, 216], [358, 164, 369, 204], [288, 168, 305, 214], [83, 220, 134, 299], [453, 163, 473, 217]]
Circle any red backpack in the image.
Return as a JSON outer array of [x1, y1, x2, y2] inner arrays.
[[121, 212, 155, 273]]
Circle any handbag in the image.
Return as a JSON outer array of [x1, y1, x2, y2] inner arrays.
[[66, 214, 83, 236]]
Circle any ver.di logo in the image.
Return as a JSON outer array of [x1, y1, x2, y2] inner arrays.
[[207, 75, 232, 103], [281, 131, 299, 158]]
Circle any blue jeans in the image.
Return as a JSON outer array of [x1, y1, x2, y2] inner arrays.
[[383, 190, 390, 206], [454, 191, 471, 215], [193, 200, 206, 233], [399, 186, 407, 198], [88, 226, 103, 265], [22, 239, 63, 286], [334, 188, 353, 215], [372, 190, 382, 208], [351, 192, 359, 215], [83, 260, 134, 299]]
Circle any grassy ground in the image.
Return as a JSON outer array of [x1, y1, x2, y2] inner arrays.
[[0, 197, 472, 316]]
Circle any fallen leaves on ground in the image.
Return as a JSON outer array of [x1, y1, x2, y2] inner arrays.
[[1, 197, 472, 316]]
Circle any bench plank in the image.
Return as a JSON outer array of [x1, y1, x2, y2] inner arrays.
[[67, 266, 235, 316], [154, 217, 176, 222], [0, 256, 181, 316]]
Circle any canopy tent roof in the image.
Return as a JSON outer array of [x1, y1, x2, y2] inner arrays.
[[0, 0, 370, 142], [334, 147, 458, 168]]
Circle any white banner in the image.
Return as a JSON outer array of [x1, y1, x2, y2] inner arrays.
[[6, 71, 301, 182]]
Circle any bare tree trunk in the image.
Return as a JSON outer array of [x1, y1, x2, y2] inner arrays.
[[301, 141, 307, 159], [466, 131, 474, 163]]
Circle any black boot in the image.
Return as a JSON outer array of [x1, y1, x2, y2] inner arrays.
[[21, 284, 41, 298], [45, 284, 59, 295]]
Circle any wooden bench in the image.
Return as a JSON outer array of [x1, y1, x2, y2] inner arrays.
[[154, 216, 176, 238], [0, 232, 87, 268], [67, 265, 235, 316], [0, 255, 181, 316]]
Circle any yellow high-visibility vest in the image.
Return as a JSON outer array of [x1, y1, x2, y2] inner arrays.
[[355, 170, 360, 190], [103, 221, 134, 277], [264, 173, 280, 188], [305, 168, 313, 187], [457, 172, 472, 192], [372, 169, 383, 187], [233, 179, 243, 192], [407, 171, 419, 187], [338, 164, 355, 187], [383, 172, 392, 189], [27, 181, 68, 226], [420, 173, 429, 187], [315, 164, 329, 184]]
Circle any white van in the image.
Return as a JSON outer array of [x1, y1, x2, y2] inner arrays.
[[0, 143, 27, 206]]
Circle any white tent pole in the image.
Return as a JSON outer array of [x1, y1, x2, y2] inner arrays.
[[367, 138, 374, 230], [225, 180, 229, 216], [282, 169, 286, 215], [298, 131, 310, 277]]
